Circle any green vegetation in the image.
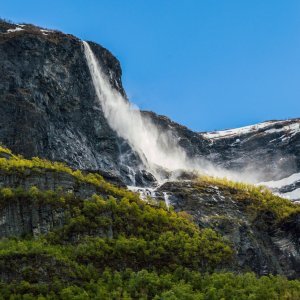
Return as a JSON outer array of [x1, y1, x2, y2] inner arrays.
[[0, 146, 13, 156], [0, 146, 298, 298], [1, 269, 300, 299], [0, 185, 236, 299], [198, 175, 300, 221], [0, 187, 232, 273]]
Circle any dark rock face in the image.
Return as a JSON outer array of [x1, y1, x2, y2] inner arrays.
[[0, 21, 153, 186], [0, 168, 97, 238], [0, 199, 65, 238], [142, 111, 210, 159], [200, 119, 300, 181], [156, 180, 300, 279], [148, 111, 300, 182], [0, 21, 117, 167], [148, 111, 300, 197], [0, 169, 98, 198]]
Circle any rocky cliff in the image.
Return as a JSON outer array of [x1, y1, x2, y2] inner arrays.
[[148, 112, 300, 180], [0, 20, 155, 186], [156, 179, 300, 278]]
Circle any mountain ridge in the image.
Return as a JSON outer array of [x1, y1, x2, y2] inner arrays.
[[1, 19, 300, 191]]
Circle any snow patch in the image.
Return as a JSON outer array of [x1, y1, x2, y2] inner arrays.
[[278, 188, 300, 201], [6, 27, 24, 33], [260, 172, 300, 189], [265, 123, 300, 137], [202, 121, 285, 140], [40, 29, 53, 35]]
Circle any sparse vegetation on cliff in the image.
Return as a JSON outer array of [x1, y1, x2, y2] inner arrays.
[[0, 146, 136, 200], [198, 175, 300, 221]]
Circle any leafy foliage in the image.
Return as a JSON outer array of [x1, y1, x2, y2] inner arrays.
[[0, 268, 299, 299], [0, 187, 232, 273]]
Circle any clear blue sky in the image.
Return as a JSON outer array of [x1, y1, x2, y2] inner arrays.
[[2, 1, 300, 131]]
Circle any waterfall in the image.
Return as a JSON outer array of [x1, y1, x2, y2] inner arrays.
[[83, 41, 255, 185], [163, 192, 170, 210], [83, 41, 192, 181], [127, 186, 156, 200]]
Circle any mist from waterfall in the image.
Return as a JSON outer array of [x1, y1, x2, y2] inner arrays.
[[83, 41, 258, 184], [83, 41, 195, 178]]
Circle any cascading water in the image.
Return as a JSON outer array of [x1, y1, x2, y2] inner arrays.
[[83, 41, 257, 186], [163, 192, 170, 210], [83, 41, 193, 182]]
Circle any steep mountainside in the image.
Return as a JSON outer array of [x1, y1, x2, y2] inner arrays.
[[201, 119, 300, 180], [0, 20, 154, 186], [149, 112, 300, 180], [200, 119, 300, 200], [148, 112, 300, 199], [1, 20, 300, 192]]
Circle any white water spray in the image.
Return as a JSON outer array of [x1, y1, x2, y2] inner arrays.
[[83, 41, 194, 179], [83, 41, 260, 185], [163, 192, 170, 210]]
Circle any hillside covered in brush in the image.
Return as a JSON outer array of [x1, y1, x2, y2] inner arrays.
[[0, 146, 298, 298]]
